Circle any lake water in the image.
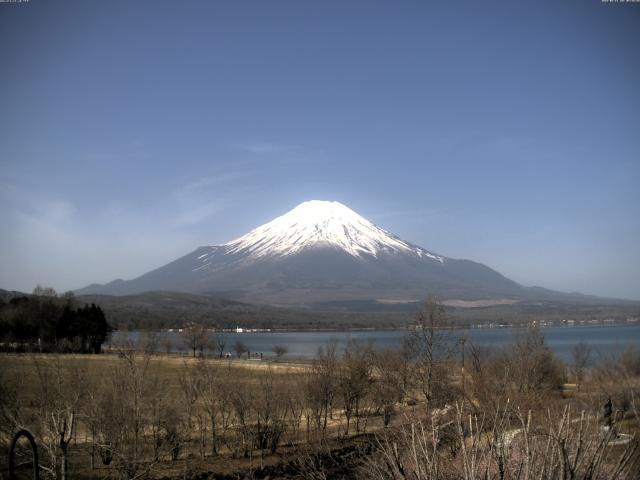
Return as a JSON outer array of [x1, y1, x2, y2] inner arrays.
[[111, 324, 640, 362]]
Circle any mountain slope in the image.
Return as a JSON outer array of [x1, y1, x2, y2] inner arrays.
[[76, 200, 535, 305]]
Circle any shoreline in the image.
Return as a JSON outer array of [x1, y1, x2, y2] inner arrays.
[[111, 321, 640, 334]]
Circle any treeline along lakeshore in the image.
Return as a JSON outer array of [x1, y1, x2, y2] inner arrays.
[[0, 286, 111, 354]]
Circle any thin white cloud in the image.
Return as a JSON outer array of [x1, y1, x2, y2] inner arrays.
[[169, 168, 261, 226], [176, 170, 255, 196], [232, 141, 300, 155], [171, 201, 226, 227]]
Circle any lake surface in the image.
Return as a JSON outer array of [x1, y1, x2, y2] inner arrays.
[[111, 324, 640, 362]]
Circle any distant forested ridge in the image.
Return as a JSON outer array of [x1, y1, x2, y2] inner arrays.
[[0, 286, 112, 353]]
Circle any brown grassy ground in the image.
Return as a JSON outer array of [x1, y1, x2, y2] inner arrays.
[[0, 352, 309, 396], [0, 353, 392, 479]]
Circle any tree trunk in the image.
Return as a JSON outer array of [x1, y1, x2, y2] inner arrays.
[[60, 445, 68, 480]]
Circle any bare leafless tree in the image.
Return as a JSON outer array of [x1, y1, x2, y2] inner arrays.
[[88, 349, 181, 479], [406, 296, 455, 410], [213, 331, 227, 358], [337, 338, 373, 435], [253, 367, 290, 456], [182, 323, 208, 357], [572, 341, 593, 384], [273, 344, 288, 361], [373, 348, 409, 426], [305, 340, 338, 438], [32, 284, 58, 297], [161, 335, 173, 355], [197, 359, 233, 455], [138, 331, 159, 355], [234, 340, 248, 359], [31, 356, 87, 480]]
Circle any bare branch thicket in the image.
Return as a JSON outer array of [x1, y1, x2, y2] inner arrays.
[[196, 358, 233, 456], [362, 412, 444, 480], [88, 350, 181, 480], [373, 347, 412, 427], [293, 440, 338, 480], [179, 361, 207, 458], [620, 343, 640, 376], [30, 355, 87, 480], [572, 341, 593, 384], [364, 401, 640, 480], [466, 342, 500, 412], [364, 335, 640, 480], [217, 367, 292, 462], [619, 344, 640, 422], [406, 296, 456, 410], [161, 335, 173, 355], [253, 367, 290, 457], [286, 374, 307, 444], [510, 326, 565, 399], [618, 352, 640, 425], [137, 331, 159, 355], [224, 375, 252, 459], [0, 368, 24, 450], [304, 340, 338, 439], [467, 327, 564, 415], [590, 345, 640, 431], [337, 338, 374, 436], [148, 379, 183, 462]]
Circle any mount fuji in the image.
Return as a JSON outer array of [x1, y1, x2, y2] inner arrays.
[[77, 201, 559, 306]]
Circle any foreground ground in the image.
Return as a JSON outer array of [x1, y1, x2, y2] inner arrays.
[[2, 332, 640, 479], [1, 353, 399, 479]]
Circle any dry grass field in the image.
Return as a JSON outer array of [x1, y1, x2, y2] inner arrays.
[[0, 351, 400, 479], [1, 352, 309, 403]]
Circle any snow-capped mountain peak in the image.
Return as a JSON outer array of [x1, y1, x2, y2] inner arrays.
[[76, 199, 529, 304], [221, 200, 444, 261]]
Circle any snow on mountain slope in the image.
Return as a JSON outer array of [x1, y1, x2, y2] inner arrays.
[[219, 200, 444, 261], [76, 199, 530, 303]]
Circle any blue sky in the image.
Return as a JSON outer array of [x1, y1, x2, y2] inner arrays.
[[1, 1, 639, 299]]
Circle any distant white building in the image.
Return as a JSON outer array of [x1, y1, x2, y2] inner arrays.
[[236, 326, 243, 333]]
